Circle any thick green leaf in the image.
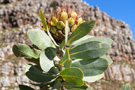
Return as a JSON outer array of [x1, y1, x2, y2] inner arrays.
[[60, 49, 72, 68], [69, 41, 111, 59], [60, 67, 84, 86], [60, 21, 95, 48], [89, 37, 113, 45], [26, 64, 56, 82], [13, 44, 39, 58], [48, 66, 59, 75], [40, 51, 54, 72], [27, 29, 55, 50], [45, 47, 57, 60], [64, 58, 72, 68], [52, 79, 62, 89], [71, 57, 108, 76], [71, 36, 113, 47], [63, 83, 89, 90], [83, 73, 104, 83], [60, 50, 69, 65], [40, 9, 47, 30], [121, 83, 131, 90], [19, 85, 34, 90], [69, 35, 93, 45], [45, 45, 60, 62], [101, 55, 113, 66]]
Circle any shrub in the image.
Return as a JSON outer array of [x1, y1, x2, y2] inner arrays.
[[13, 9, 113, 90]]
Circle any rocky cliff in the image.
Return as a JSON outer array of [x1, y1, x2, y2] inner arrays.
[[0, 0, 135, 89]]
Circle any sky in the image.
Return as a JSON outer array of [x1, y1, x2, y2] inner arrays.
[[83, 0, 135, 40]]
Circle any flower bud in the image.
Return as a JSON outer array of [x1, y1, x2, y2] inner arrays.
[[61, 12, 68, 23], [51, 17, 58, 26], [77, 17, 83, 25], [71, 12, 77, 19], [51, 27, 57, 34], [55, 30, 65, 42], [68, 18, 75, 27], [56, 30, 63, 36], [57, 21, 65, 30], [71, 25, 77, 32]]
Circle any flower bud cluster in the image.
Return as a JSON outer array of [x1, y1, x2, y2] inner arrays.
[[41, 10, 84, 42]]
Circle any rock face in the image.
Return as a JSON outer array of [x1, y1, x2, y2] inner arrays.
[[0, 0, 135, 89], [0, 60, 29, 89]]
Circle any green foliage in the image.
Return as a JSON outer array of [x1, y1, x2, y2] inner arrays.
[[13, 10, 113, 90], [40, 10, 47, 30], [25, 64, 57, 83], [121, 83, 131, 90], [19, 85, 34, 90], [13, 44, 39, 59], [63, 83, 89, 90], [71, 58, 108, 77], [60, 67, 84, 86], [27, 29, 55, 50], [40, 51, 54, 72], [69, 41, 110, 59]]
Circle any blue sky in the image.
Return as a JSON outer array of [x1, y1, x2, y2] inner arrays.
[[83, 0, 135, 40]]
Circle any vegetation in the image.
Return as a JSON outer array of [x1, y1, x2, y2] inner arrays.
[[12, 9, 114, 90]]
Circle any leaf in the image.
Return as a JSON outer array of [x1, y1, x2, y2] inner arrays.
[[45, 47, 57, 60], [69, 41, 111, 59], [71, 36, 113, 48], [60, 67, 84, 86], [65, 20, 69, 44], [60, 50, 69, 65], [64, 58, 72, 68], [40, 51, 54, 72], [13, 44, 39, 58], [60, 21, 95, 48], [40, 9, 47, 30], [60, 49, 72, 68], [19, 85, 34, 90], [83, 73, 104, 83], [89, 37, 113, 45], [121, 83, 131, 90], [71, 57, 108, 76], [63, 83, 89, 90], [48, 66, 59, 75], [52, 79, 62, 89], [45, 45, 59, 62], [101, 55, 113, 66], [26, 64, 56, 82], [27, 29, 55, 50], [70, 35, 94, 46]]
